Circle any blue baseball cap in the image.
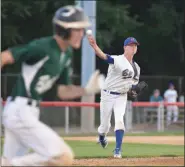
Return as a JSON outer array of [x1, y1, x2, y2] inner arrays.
[[168, 82, 174, 87], [124, 37, 139, 46]]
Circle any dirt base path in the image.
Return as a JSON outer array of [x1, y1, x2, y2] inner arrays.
[[73, 157, 184, 166], [64, 136, 184, 145], [64, 136, 184, 166]]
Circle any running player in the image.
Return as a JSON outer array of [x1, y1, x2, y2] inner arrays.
[[1, 5, 103, 166]]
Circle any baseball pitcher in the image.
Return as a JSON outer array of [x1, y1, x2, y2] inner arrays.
[[87, 35, 148, 158], [1, 6, 104, 166]]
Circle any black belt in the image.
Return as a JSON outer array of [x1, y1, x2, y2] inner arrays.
[[10, 96, 39, 107], [103, 89, 121, 95]]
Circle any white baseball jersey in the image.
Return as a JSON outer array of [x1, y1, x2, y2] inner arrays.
[[164, 89, 178, 102], [102, 54, 140, 93]]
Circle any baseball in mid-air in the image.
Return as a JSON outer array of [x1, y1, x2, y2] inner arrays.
[[86, 29, 92, 36]]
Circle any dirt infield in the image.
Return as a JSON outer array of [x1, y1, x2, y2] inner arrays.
[[64, 136, 184, 145], [73, 157, 184, 166], [64, 136, 184, 166]]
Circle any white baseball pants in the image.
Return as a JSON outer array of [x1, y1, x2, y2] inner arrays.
[[2, 96, 72, 166], [166, 105, 179, 124], [98, 90, 127, 134]]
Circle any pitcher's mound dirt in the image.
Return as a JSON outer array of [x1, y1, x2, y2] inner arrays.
[[73, 157, 184, 166]]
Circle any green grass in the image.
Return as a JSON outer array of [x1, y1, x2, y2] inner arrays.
[[65, 141, 184, 158], [1, 139, 184, 158]]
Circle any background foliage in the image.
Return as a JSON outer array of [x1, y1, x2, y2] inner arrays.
[[1, 0, 184, 100]]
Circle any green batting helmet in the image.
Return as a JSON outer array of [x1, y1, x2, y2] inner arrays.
[[53, 5, 91, 39]]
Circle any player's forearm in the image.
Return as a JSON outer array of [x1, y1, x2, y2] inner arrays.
[[57, 85, 87, 100], [93, 45, 107, 60], [87, 35, 107, 60]]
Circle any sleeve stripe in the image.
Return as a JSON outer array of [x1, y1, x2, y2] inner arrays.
[[104, 54, 114, 64]]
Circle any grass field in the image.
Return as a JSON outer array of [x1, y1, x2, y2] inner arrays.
[[66, 140, 184, 158], [1, 140, 183, 158], [1, 135, 184, 166]]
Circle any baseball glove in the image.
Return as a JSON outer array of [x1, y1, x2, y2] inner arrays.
[[127, 81, 148, 99]]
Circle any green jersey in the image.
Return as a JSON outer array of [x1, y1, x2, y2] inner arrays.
[[9, 36, 72, 101]]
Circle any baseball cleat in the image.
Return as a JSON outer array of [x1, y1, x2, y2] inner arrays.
[[97, 138, 108, 148], [113, 148, 122, 158]]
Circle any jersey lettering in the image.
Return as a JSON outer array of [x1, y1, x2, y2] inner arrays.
[[35, 75, 58, 94], [122, 69, 133, 79]]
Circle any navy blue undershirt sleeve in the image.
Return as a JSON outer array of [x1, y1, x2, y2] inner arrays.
[[104, 54, 114, 64]]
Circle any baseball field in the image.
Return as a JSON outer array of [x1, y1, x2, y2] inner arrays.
[[64, 131, 184, 166], [1, 131, 184, 166]]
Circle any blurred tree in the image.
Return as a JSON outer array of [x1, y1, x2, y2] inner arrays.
[[96, 1, 143, 49], [1, 0, 184, 100], [1, 0, 74, 50], [148, 0, 184, 62], [137, 0, 184, 75], [2, 0, 183, 76], [2, 0, 32, 48], [95, 0, 184, 76]]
